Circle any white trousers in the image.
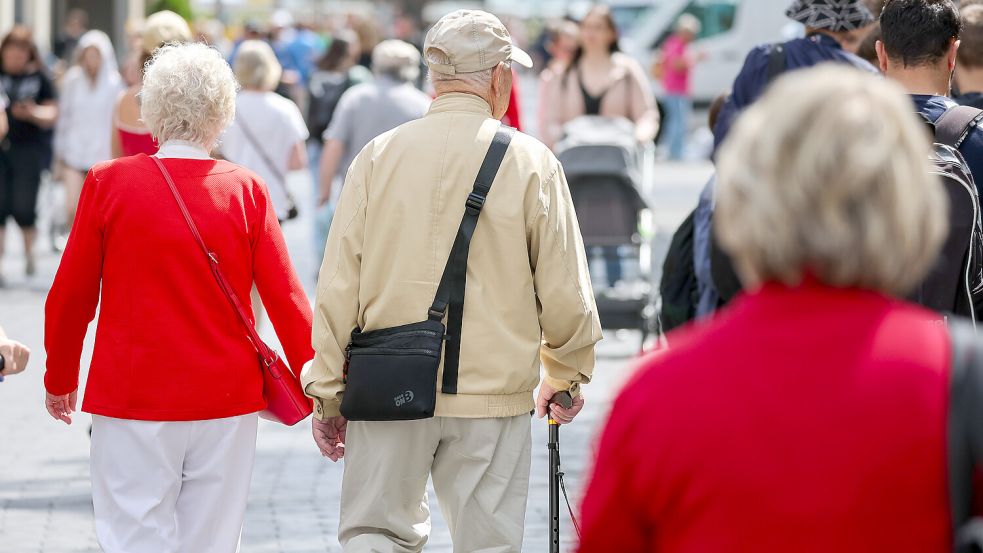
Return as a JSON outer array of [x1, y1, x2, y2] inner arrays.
[[340, 415, 532, 553], [90, 413, 259, 553]]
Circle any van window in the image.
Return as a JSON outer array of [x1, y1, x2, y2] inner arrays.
[[653, 0, 740, 48]]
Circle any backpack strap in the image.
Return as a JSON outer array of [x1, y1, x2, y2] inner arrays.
[[766, 43, 786, 84], [948, 321, 983, 549], [936, 105, 983, 149], [428, 124, 515, 394]]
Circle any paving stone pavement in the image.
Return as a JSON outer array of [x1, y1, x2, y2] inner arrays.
[[0, 161, 709, 552]]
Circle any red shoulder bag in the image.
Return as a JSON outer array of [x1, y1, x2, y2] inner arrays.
[[152, 156, 312, 426]]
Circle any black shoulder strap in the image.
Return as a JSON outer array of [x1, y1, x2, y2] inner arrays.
[[429, 124, 516, 394], [948, 321, 983, 549], [766, 43, 786, 84], [936, 105, 983, 149]]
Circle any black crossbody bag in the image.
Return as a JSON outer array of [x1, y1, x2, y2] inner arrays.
[[339, 125, 515, 421]]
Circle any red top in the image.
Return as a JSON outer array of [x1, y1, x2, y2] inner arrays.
[[502, 69, 523, 132], [579, 281, 956, 553], [117, 124, 159, 157], [44, 155, 314, 421]]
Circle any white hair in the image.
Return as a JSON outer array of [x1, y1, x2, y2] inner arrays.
[[233, 39, 282, 91], [140, 42, 238, 148], [426, 47, 495, 91], [715, 65, 947, 296], [675, 13, 701, 35]]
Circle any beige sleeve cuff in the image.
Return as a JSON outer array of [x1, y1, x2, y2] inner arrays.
[[542, 375, 582, 398], [311, 396, 343, 420]]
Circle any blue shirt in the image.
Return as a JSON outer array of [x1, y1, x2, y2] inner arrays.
[[914, 94, 983, 194], [713, 34, 878, 149]]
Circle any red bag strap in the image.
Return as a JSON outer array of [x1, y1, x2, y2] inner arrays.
[[151, 156, 281, 372]]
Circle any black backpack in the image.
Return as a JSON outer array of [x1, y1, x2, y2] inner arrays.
[[658, 211, 700, 334], [709, 43, 787, 306], [916, 106, 983, 319], [306, 72, 353, 140]]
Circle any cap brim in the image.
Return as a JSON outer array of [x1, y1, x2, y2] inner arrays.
[[510, 46, 534, 69]]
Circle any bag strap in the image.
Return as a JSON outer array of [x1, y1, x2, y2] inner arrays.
[[766, 43, 786, 84], [428, 124, 515, 394], [235, 113, 294, 201], [150, 156, 283, 375], [948, 321, 983, 547], [936, 105, 983, 149]]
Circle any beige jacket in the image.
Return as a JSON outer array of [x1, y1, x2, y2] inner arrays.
[[301, 93, 602, 420], [541, 52, 659, 149]]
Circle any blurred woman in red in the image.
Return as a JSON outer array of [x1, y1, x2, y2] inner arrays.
[[579, 66, 960, 552]]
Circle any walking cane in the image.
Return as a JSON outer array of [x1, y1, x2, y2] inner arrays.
[[548, 391, 580, 553]]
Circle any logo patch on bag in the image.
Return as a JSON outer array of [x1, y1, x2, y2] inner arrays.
[[394, 390, 415, 407]]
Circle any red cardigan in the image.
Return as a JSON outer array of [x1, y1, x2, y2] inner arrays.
[[579, 281, 955, 552], [44, 155, 314, 421]]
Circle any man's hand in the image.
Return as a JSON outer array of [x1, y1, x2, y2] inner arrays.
[[536, 382, 585, 425], [10, 101, 34, 122], [0, 337, 30, 378], [45, 390, 78, 425], [313, 415, 348, 461]]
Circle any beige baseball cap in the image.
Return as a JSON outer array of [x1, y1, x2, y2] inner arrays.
[[424, 10, 533, 75]]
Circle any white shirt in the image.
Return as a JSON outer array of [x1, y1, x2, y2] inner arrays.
[[221, 91, 309, 219], [54, 68, 124, 170], [156, 140, 211, 160]]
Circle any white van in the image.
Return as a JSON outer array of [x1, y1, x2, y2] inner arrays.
[[619, 0, 789, 104]]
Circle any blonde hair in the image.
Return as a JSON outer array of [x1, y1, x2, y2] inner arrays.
[[675, 13, 702, 35], [141, 10, 192, 54], [140, 42, 238, 148], [715, 65, 947, 296], [233, 39, 282, 91]]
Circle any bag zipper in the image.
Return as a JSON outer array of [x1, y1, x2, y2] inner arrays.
[[349, 346, 440, 357], [353, 329, 443, 346]]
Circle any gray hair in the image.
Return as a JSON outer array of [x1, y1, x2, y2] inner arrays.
[[233, 40, 282, 91], [140, 42, 239, 148], [426, 47, 495, 91], [715, 65, 947, 295]]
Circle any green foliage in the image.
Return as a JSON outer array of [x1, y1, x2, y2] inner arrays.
[[147, 0, 193, 21]]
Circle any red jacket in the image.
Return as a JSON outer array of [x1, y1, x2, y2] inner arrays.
[[579, 281, 954, 552], [44, 155, 314, 421]]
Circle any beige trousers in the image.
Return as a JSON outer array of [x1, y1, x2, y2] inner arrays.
[[339, 415, 532, 553]]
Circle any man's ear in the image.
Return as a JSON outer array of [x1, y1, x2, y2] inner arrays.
[[950, 38, 962, 72], [491, 63, 505, 94], [875, 40, 889, 74]]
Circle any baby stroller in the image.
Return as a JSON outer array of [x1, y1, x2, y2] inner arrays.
[[556, 117, 655, 346]]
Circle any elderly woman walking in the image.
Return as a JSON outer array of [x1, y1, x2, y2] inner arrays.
[[222, 40, 309, 224], [43, 43, 313, 553], [579, 66, 963, 552]]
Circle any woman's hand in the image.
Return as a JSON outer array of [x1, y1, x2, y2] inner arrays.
[[45, 390, 78, 425]]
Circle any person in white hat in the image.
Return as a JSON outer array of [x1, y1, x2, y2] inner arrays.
[[302, 9, 601, 553]]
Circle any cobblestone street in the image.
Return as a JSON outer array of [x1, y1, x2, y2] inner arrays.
[[0, 161, 710, 552]]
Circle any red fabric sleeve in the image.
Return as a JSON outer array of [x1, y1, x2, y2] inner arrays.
[[44, 170, 104, 395], [250, 180, 314, 376], [503, 70, 522, 132], [577, 391, 652, 552]]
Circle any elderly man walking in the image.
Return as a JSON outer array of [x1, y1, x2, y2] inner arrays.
[[302, 9, 601, 553], [314, 39, 432, 264]]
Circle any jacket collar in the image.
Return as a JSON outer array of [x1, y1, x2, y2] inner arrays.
[[427, 92, 493, 118]]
